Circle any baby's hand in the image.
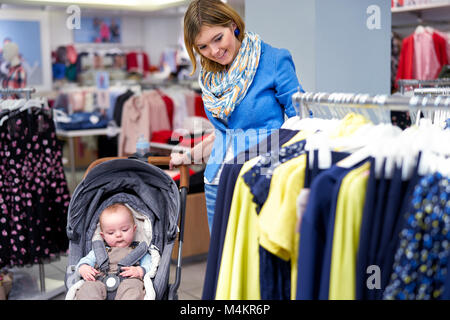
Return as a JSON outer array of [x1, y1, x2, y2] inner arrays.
[[79, 264, 99, 281], [120, 266, 144, 279]]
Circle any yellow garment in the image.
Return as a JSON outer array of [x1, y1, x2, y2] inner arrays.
[[215, 157, 261, 300], [215, 131, 311, 300], [215, 114, 370, 300], [257, 113, 370, 299], [328, 113, 370, 140], [328, 161, 370, 300], [282, 130, 311, 146], [258, 154, 306, 299]]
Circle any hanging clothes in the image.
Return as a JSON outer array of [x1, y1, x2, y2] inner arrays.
[[203, 94, 450, 301], [212, 113, 369, 300], [296, 162, 364, 299], [118, 90, 171, 156], [328, 161, 371, 300], [355, 155, 422, 300], [126, 51, 150, 76], [202, 128, 299, 300], [395, 34, 414, 87], [0, 107, 70, 268], [413, 31, 442, 81], [384, 172, 450, 300], [395, 27, 449, 88]]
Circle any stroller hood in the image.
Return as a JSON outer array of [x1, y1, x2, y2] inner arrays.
[[66, 158, 180, 266]]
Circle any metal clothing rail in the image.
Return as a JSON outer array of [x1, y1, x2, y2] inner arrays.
[[397, 78, 450, 94], [412, 88, 450, 127], [292, 91, 450, 120], [414, 87, 450, 96], [0, 87, 36, 99]]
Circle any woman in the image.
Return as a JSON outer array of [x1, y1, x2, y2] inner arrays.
[[170, 0, 303, 232]]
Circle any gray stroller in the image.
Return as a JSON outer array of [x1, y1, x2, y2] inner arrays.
[[64, 156, 189, 300]]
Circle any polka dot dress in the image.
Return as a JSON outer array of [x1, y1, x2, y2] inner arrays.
[[0, 109, 70, 268], [384, 172, 450, 300]]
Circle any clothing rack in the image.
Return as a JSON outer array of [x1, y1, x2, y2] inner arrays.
[[0, 88, 36, 100], [414, 87, 450, 96], [412, 87, 450, 127], [0, 87, 66, 300], [397, 78, 450, 94], [292, 91, 450, 121]]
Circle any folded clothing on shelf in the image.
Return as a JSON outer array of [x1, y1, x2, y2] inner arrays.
[[56, 111, 108, 130]]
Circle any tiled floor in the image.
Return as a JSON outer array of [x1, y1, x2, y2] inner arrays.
[[7, 254, 207, 300], [5, 167, 207, 300]]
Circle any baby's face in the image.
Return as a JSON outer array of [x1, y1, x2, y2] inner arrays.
[[100, 207, 136, 248]]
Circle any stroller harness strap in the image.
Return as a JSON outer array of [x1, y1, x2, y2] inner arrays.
[[92, 240, 109, 273], [92, 240, 149, 273], [91, 240, 149, 300], [117, 241, 149, 269]]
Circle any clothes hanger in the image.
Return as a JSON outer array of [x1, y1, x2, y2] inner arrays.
[[410, 121, 450, 177], [415, 24, 426, 34], [304, 130, 332, 169], [1, 98, 25, 111], [19, 98, 45, 113], [336, 123, 402, 179], [0, 99, 27, 126]]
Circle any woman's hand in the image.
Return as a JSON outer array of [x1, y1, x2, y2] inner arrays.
[[79, 264, 99, 281], [169, 132, 216, 169], [169, 152, 191, 169], [120, 266, 144, 280]]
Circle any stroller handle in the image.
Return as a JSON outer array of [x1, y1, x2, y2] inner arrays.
[[148, 156, 190, 190], [83, 156, 190, 190]]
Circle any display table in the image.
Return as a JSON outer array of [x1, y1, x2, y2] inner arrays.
[[56, 127, 121, 191]]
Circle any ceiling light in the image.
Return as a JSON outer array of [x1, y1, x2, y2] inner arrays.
[[0, 0, 188, 11]]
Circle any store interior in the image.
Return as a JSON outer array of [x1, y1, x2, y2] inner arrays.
[[0, 0, 449, 300]]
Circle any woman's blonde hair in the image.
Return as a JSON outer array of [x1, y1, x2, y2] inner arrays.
[[184, 0, 245, 75]]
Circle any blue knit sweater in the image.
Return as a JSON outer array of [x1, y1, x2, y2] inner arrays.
[[203, 40, 304, 183]]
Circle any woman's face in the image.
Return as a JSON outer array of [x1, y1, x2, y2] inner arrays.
[[195, 24, 241, 67]]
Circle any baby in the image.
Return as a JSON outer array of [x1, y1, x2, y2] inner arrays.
[[75, 203, 152, 300]]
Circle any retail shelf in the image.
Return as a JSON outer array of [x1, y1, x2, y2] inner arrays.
[[56, 127, 121, 138]]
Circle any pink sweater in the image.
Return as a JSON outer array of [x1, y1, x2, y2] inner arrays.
[[119, 90, 171, 156], [413, 31, 441, 80]]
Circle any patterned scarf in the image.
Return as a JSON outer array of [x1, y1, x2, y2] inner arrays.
[[199, 31, 261, 119]]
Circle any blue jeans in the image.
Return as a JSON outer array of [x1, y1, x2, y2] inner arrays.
[[204, 183, 218, 234]]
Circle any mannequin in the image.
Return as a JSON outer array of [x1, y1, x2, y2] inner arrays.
[[3, 42, 21, 67], [2, 42, 27, 97]]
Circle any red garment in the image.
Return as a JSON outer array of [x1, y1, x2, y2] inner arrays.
[[126, 51, 150, 76], [66, 45, 78, 65], [178, 135, 207, 148], [177, 132, 213, 149], [194, 94, 207, 118], [432, 32, 448, 77], [151, 130, 173, 144], [395, 35, 414, 88], [168, 168, 196, 181], [160, 94, 174, 129]]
